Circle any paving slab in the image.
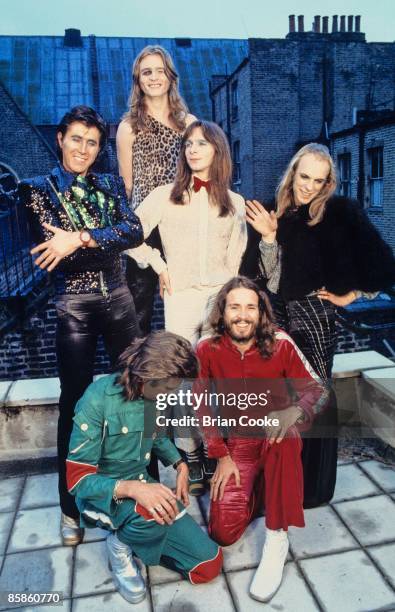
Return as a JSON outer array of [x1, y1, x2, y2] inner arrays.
[[20, 473, 58, 509], [0, 547, 72, 610], [0, 512, 14, 555], [158, 465, 177, 489], [300, 549, 395, 612], [222, 517, 268, 571], [227, 564, 319, 612], [185, 495, 205, 526], [73, 591, 151, 611], [72, 540, 115, 597], [358, 459, 395, 492], [0, 476, 23, 512], [368, 542, 395, 590], [289, 505, 357, 559], [148, 563, 183, 586], [331, 463, 379, 503], [151, 574, 234, 612], [6, 377, 61, 406], [22, 602, 71, 612], [8, 506, 62, 552], [334, 495, 395, 546]]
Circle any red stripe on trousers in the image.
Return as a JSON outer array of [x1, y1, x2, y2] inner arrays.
[[189, 548, 223, 584]]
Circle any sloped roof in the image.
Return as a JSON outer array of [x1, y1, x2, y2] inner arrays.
[[0, 35, 248, 124]]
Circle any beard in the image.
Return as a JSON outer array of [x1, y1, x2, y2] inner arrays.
[[224, 317, 258, 344]]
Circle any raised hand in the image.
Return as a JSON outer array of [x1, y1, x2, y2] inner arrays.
[[246, 200, 277, 242]]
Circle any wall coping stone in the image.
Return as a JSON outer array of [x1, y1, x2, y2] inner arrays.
[[362, 367, 395, 402], [333, 351, 394, 379]]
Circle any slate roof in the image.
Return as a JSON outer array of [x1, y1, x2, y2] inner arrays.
[[0, 35, 248, 124]]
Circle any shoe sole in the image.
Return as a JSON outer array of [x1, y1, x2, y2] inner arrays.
[[249, 583, 281, 603]]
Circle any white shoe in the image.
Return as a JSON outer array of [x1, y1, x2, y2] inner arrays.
[[249, 528, 289, 602], [106, 533, 146, 604]]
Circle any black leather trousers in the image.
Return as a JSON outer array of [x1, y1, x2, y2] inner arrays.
[[56, 285, 139, 519]]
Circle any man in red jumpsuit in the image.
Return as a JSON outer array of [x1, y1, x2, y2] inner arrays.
[[196, 276, 327, 602]]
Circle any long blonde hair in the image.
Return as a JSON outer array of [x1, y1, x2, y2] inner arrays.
[[124, 46, 189, 133], [276, 143, 337, 226]]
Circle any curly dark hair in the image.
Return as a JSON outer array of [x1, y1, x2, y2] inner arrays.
[[208, 276, 277, 359], [117, 330, 199, 401]]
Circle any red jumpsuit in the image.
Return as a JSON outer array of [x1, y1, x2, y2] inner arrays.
[[196, 331, 327, 546]]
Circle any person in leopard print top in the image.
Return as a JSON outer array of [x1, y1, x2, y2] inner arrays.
[[117, 45, 196, 335]]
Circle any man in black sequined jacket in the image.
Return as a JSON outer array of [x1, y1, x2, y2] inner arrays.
[[15, 106, 144, 544]]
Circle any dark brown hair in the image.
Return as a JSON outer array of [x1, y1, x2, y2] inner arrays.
[[208, 276, 276, 358], [170, 120, 234, 217], [124, 45, 188, 133], [117, 330, 199, 401]]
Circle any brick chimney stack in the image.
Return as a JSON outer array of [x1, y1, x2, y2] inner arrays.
[[289, 15, 296, 33], [298, 15, 304, 32]]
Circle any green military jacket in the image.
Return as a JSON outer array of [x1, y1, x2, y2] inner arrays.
[[66, 373, 181, 535]]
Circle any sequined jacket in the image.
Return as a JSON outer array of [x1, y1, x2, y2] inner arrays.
[[18, 165, 143, 295], [66, 373, 182, 563]]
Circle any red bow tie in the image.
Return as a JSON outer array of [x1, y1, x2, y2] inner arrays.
[[193, 176, 211, 193]]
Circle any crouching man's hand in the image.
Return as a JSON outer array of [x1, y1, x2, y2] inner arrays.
[[266, 405, 304, 445], [116, 480, 178, 525], [175, 461, 190, 507], [210, 455, 241, 502]]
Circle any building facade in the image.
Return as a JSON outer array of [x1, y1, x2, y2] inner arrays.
[[332, 113, 395, 251], [210, 15, 395, 204]]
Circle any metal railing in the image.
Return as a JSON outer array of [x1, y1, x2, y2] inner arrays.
[[0, 185, 51, 336]]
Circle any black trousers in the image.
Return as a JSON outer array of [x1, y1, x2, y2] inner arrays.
[[271, 293, 339, 508], [125, 227, 163, 335], [56, 285, 139, 520]]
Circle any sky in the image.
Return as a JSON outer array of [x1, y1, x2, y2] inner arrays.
[[0, 0, 394, 42]]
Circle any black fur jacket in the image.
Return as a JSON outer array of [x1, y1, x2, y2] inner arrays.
[[241, 196, 395, 301]]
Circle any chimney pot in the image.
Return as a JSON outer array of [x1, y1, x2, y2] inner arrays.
[[297, 15, 304, 32], [323, 16, 329, 34], [313, 15, 321, 33], [332, 15, 338, 33], [348, 15, 354, 32], [340, 15, 346, 32], [64, 28, 82, 47], [355, 15, 361, 32], [289, 14, 296, 33]]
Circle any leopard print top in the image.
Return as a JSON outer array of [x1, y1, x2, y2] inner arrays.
[[131, 115, 183, 209]]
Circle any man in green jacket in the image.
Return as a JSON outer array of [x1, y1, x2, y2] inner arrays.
[[66, 330, 222, 604]]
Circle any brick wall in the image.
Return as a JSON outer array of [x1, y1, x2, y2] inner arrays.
[[332, 123, 395, 252], [365, 124, 395, 251], [212, 34, 395, 203]]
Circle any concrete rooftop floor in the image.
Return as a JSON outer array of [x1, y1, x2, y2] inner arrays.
[[1, 458, 395, 612]]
